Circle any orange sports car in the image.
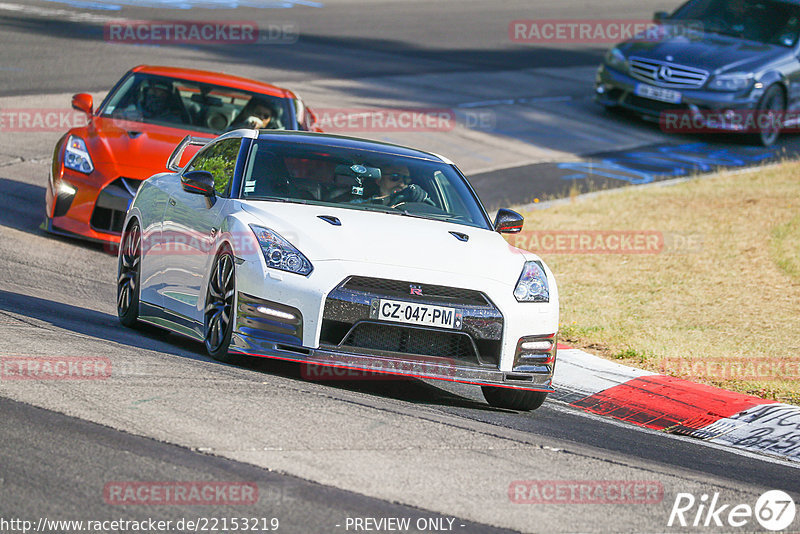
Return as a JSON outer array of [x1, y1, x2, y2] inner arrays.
[[45, 65, 320, 244]]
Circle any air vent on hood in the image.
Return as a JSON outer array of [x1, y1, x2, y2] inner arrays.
[[317, 215, 341, 226], [449, 231, 469, 242], [126, 131, 143, 138]]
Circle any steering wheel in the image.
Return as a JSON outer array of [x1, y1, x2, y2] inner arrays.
[[388, 184, 436, 207]]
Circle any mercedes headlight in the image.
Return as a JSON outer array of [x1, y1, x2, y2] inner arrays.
[[514, 261, 549, 303], [604, 47, 629, 73], [64, 135, 94, 174], [708, 73, 753, 92], [250, 225, 313, 276]]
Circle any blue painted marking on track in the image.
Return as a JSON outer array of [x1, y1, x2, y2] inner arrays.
[[558, 142, 779, 183], [556, 161, 655, 184]]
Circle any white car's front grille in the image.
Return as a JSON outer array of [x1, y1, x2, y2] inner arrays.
[[320, 276, 503, 367]]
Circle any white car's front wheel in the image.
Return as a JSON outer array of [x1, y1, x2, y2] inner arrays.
[[117, 222, 141, 328], [204, 249, 237, 363], [482, 386, 548, 411]]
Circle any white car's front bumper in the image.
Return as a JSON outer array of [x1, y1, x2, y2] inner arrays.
[[230, 259, 557, 392]]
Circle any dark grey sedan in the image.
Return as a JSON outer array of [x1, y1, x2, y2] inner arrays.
[[595, 0, 800, 145]]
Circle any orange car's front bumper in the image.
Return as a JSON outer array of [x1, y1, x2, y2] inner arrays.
[[46, 162, 149, 245]]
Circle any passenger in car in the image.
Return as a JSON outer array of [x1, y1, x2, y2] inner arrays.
[[230, 99, 279, 130]]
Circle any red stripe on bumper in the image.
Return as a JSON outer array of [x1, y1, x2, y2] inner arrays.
[[570, 375, 773, 430]]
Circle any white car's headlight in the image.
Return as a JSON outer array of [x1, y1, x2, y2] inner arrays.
[[514, 261, 549, 303], [64, 135, 94, 174], [707, 73, 753, 92], [604, 47, 629, 73], [249, 225, 313, 276]]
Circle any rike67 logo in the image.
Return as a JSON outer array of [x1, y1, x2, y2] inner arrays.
[[668, 490, 796, 531]]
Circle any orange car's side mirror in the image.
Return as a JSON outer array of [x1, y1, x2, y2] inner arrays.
[[306, 106, 322, 132], [71, 93, 93, 116]]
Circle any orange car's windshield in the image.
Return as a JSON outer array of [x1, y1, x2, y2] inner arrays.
[[99, 73, 294, 133]]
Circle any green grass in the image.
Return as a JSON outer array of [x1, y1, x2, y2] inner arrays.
[[771, 214, 800, 280], [511, 161, 800, 404]]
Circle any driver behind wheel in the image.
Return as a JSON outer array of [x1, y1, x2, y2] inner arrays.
[[369, 164, 432, 206], [141, 81, 184, 121]]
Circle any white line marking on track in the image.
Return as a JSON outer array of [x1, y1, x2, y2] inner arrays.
[[41, 0, 323, 8], [458, 95, 573, 108], [0, 2, 114, 22]]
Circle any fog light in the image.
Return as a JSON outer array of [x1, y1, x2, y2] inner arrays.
[[513, 334, 557, 372], [521, 340, 553, 352], [58, 181, 76, 196], [256, 306, 296, 321]]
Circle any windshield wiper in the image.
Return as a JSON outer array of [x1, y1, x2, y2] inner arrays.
[[355, 204, 463, 222], [412, 212, 462, 221], [353, 204, 403, 214], [245, 196, 309, 205]]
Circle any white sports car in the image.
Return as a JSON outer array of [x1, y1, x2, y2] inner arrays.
[[117, 129, 559, 410]]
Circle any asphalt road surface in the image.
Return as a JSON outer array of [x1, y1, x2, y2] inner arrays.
[[1, 1, 799, 533]]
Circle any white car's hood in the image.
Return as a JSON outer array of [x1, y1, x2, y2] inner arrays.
[[240, 201, 530, 283]]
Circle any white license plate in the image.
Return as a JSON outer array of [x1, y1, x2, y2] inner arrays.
[[635, 83, 682, 104], [376, 299, 460, 329]]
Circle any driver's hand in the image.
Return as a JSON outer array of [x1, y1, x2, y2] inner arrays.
[[390, 184, 428, 204]]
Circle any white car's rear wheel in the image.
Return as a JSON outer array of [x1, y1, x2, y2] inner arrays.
[[481, 386, 548, 411], [204, 249, 237, 363]]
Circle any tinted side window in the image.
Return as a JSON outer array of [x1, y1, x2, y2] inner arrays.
[[187, 138, 241, 197]]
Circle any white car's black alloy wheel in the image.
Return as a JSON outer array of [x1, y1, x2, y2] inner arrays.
[[204, 250, 236, 360], [117, 223, 141, 327]]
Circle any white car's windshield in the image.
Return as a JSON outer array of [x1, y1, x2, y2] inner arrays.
[[100, 73, 293, 133], [242, 141, 491, 229]]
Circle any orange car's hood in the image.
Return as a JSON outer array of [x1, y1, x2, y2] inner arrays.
[[86, 117, 213, 179]]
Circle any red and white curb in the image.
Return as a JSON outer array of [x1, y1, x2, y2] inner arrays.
[[552, 345, 800, 463]]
